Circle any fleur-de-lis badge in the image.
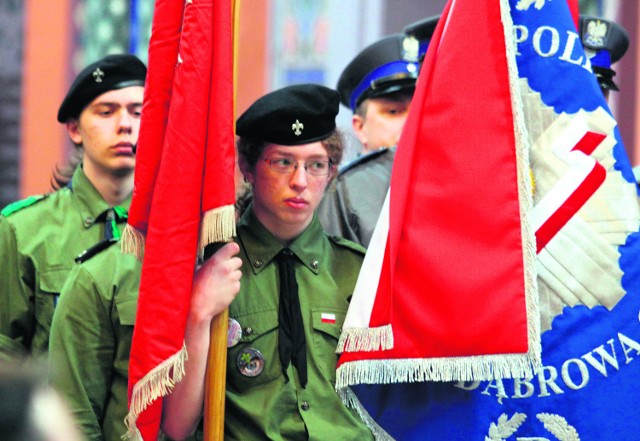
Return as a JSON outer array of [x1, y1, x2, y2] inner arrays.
[[292, 119, 304, 136], [92, 67, 105, 83]]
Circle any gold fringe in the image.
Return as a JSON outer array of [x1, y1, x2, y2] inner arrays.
[[336, 324, 393, 353], [335, 350, 539, 390], [120, 225, 146, 261], [198, 204, 237, 259], [501, 0, 542, 373], [122, 344, 188, 441]]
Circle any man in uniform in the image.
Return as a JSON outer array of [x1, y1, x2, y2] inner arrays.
[[48, 237, 141, 441], [579, 15, 629, 102], [579, 16, 639, 187], [161, 84, 374, 441], [318, 17, 438, 247], [0, 54, 146, 361]]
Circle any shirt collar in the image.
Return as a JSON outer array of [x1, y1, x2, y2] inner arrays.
[[71, 166, 132, 228], [238, 205, 325, 275]]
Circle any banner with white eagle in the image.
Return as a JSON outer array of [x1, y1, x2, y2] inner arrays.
[[335, 0, 640, 439]]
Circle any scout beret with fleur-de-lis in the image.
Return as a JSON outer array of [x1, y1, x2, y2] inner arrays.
[[57, 54, 147, 122], [235, 83, 340, 146]]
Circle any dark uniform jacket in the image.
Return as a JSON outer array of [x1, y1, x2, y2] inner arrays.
[[317, 148, 394, 248]]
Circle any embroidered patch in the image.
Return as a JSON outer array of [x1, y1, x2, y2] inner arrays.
[[321, 313, 336, 324]]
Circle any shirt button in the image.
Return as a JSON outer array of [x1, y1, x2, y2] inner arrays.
[[301, 401, 310, 411], [243, 327, 253, 336], [310, 260, 319, 269], [253, 259, 263, 268], [84, 217, 93, 227]]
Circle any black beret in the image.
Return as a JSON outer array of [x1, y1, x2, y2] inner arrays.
[[337, 34, 420, 111], [57, 54, 147, 122], [579, 16, 630, 91], [236, 84, 340, 146], [403, 15, 440, 62]]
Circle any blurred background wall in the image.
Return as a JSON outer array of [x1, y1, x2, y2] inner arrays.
[[0, 0, 636, 208]]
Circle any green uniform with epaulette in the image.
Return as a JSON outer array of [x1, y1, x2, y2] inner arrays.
[[48, 239, 139, 441], [48, 241, 198, 441], [0, 166, 130, 360], [225, 206, 374, 441]]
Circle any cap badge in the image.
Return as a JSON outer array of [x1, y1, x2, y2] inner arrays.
[[92, 67, 105, 83], [402, 35, 420, 63], [585, 20, 608, 49], [292, 119, 304, 136]]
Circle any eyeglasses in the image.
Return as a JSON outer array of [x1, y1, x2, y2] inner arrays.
[[262, 157, 334, 176]]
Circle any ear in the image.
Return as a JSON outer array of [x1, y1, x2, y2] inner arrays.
[[65, 119, 83, 145], [237, 156, 254, 185], [351, 114, 368, 146]]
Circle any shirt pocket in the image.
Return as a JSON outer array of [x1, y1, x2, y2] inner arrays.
[[36, 268, 68, 321], [115, 297, 137, 327], [311, 307, 346, 384], [31, 267, 68, 351], [227, 309, 281, 391]]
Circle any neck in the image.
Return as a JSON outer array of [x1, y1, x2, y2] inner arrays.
[[253, 211, 311, 247], [83, 163, 134, 206]]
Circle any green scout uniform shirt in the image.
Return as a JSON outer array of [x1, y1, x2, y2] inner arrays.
[[225, 207, 374, 441], [0, 166, 131, 359], [49, 242, 140, 441]]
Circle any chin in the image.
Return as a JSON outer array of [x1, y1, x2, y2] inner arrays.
[[111, 163, 135, 177]]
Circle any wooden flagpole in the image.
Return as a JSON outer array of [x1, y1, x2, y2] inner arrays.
[[204, 308, 229, 441], [203, 1, 239, 439]]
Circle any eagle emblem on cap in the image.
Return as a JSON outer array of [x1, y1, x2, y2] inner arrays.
[[92, 67, 105, 83], [402, 36, 419, 63], [584, 20, 608, 49], [292, 119, 304, 136]]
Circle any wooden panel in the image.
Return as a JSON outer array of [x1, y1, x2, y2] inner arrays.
[[21, 0, 71, 196]]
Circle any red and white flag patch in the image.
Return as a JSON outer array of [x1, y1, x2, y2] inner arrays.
[[321, 313, 336, 324]]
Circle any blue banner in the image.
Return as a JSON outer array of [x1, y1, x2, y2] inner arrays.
[[351, 1, 640, 439]]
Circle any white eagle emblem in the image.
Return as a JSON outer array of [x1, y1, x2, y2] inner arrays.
[[584, 20, 608, 48], [515, 0, 547, 11]]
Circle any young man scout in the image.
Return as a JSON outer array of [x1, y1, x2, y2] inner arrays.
[[161, 84, 374, 441], [0, 54, 146, 361], [48, 238, 141, 441], [317, 18, 439, 248]]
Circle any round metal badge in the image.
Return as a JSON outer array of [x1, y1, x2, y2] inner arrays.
[[237, 348, 265, 377], [227, 318, 242, 348]]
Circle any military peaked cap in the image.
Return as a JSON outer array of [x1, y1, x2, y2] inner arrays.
[[337, 34, 420, 111], [57, 54, 147, 122], [236, 84, 340, 146], [579, 15, 630, 91]]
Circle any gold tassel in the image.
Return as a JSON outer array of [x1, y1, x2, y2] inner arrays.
[[198, 204, 237, 259], [336, 324, 394, 353], [120, 225, 146, 261], [123, 344, 188, 441]]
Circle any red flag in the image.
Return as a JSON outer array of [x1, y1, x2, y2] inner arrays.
[[123, 1, 236, 440], [337, 0, 540, 386]]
